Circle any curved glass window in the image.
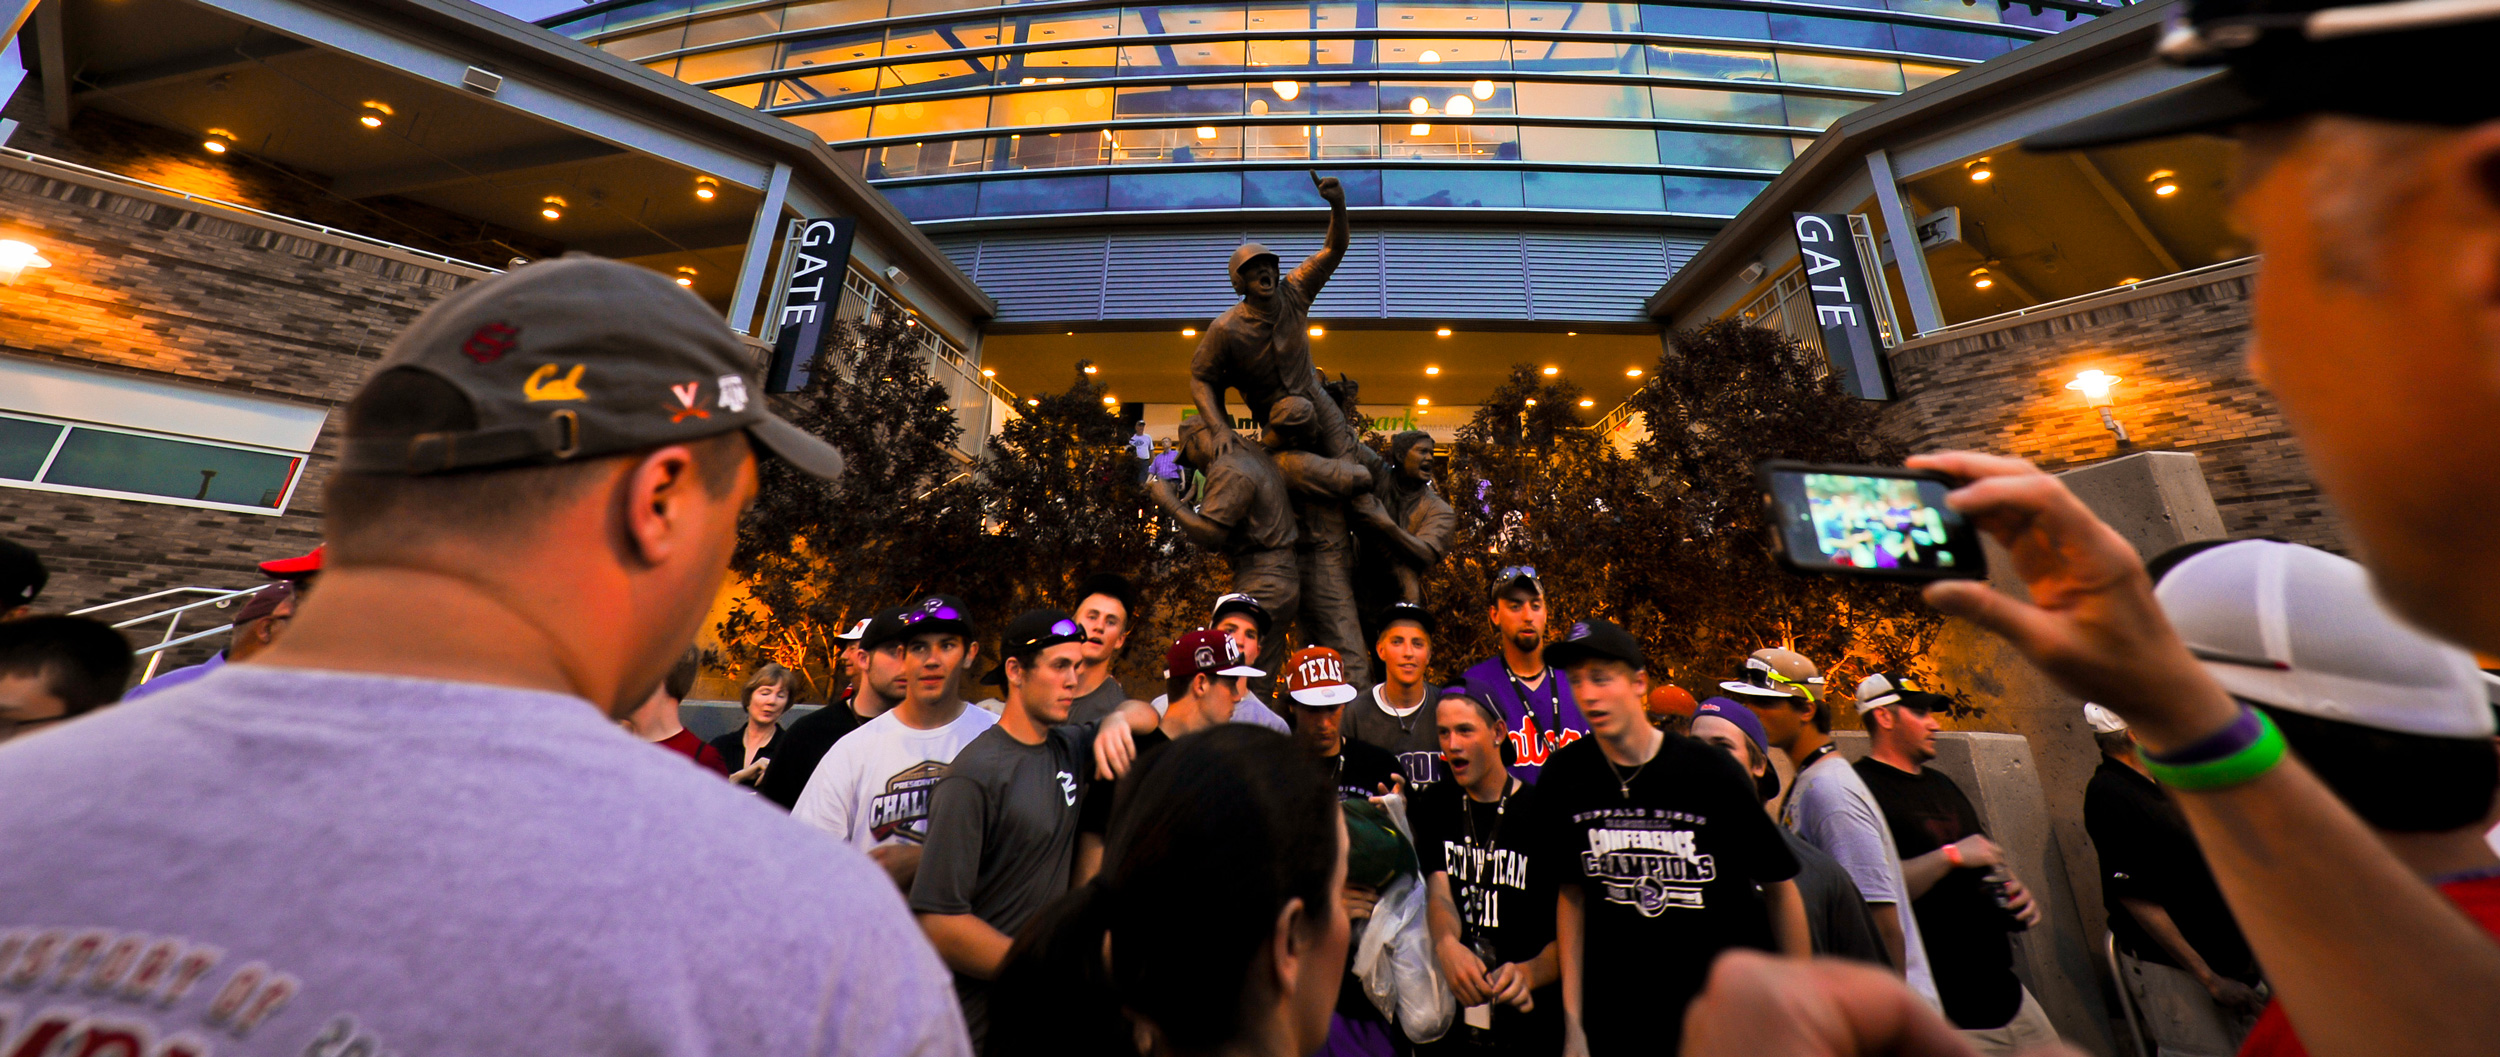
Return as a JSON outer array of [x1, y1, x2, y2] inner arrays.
[[550, 0, 2106, 217]]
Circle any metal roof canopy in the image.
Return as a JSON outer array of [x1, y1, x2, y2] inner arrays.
[[15, 0, 993, 325]]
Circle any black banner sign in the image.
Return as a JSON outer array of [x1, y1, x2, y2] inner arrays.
[[1791, 212, 1890, 400], [766, 216, 858, 394]]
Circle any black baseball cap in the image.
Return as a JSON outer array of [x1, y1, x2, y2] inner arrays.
[[1210, 592, 1272, 636], [856, 605, 913, 651], [0, 537, 45, 608], [2027, 0, 2500, 151], [1542, 617, 1646, 672], [338, 255, 844, 480], [897, 594, 975, 642], [982, 608, 1091, 686], [1378, 601, 1435, 637]]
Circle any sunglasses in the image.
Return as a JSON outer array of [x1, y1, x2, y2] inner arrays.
[[1739, 662, 1822, 698], [905, 599, 965, 624], [1497, 565, 1538, 582]]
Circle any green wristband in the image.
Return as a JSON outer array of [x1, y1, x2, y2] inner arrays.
[[2138, 709, 2287, 791]]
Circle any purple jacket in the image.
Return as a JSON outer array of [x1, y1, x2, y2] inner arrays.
[[1458, 656, 1589, 784], [121, 650, 224, 702]]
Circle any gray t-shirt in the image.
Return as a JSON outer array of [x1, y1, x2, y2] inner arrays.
[[1065, 676, 1127, 726], [0, 666, 969, 1056], [1148, 689, 1292, 733], [910, 722, 1097, 1046], [1346, 684, 1445, 786], [1787, 750, 1940, 1006]]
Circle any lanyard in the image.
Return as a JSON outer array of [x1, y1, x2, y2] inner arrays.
[[1507, 667, 1562, 753]]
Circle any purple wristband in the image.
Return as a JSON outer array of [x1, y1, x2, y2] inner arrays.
[[2143, 703, 2262, 766]]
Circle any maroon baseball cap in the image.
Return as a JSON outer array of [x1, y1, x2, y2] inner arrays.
[[1167, 629, 1264, 683]]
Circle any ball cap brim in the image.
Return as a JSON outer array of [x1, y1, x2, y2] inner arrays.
[[1288, 683, 1360, 707]]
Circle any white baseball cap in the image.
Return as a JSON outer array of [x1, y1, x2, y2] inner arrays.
[[2154, 540, 2497, 739], [2083, 703, 2129, 734], [835, 618, 872, 642]]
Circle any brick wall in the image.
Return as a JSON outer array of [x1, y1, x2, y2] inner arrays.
[[0, 79, 490, 656], [1880, 264, 2351, 553]]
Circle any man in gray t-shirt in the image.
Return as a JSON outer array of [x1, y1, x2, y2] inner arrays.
[[914, 610, 1158, 1045]]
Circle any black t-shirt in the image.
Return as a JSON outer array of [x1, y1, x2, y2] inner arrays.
[[1784, 829, 1886, 966], [1853, 759, 2019, 1031], [1077, 727, 1170, 837], [2084, 757, 2258, 983], [1534, 736, 1798, 1056], [1328, 737, 1403, 802], [757, 700, 867, 810], [1412, 778, 1562, 1054]]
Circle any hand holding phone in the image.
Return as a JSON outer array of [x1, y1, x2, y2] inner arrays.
[[1758, 461, 1986, 581]]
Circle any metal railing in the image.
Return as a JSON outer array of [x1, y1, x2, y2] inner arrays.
[[1910, 255, 2259, 341], [70, 585, 267, 682], [0, 147, 503, 275]]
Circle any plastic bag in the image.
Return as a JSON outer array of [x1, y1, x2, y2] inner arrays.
[[1351, 792, 1454, 1044]]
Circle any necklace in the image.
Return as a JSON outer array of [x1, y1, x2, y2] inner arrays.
[[1461, 778, 1512, 852], [1603, 740, 1657, 799]]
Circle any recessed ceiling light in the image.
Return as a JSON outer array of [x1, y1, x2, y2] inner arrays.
[[541, 195, 567, 221], [1103, 395, 1119, 405], [1626, 368, 1643, 378], [202, 129, 235, 154], [1435, 328, 1451, 337], [1182, 328, 1198, 336], [1542, 366, 1559, 375], [1309, 326, 1324, 337], [1416, 397, 1430, 406], [674, 265, 698, 287], [695, 176, 719, 200], [1425, 365, 1440, 375], [982, 368, 995, 377], [359, 101, 392, 128], [1578, 398, 1595, 408]]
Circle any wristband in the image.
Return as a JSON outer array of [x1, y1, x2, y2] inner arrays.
[[2138, 705, 2286, 791], [1943, 843, 1964, 868]]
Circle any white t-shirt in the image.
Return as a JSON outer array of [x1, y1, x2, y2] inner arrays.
[[1148, 689, 1291, 732], [1787, 751, 1940, 1007], [793, 703, 1000, 851]]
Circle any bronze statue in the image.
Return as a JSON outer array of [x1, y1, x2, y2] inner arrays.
[[1360, 430, 1456, 604], [1147, 414, 1302, 643]]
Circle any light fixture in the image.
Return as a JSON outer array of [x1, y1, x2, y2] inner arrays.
[[1104, 395, 1119, 405], [1472, 80, 1495, 100], [1083, 364, 1099, 374], [202, 129, 235, 154], [541, 195, 567, 221], [1028, 398, 1041, 406], [1182, 327, 1198, 336], [674, 265, 698, 287], [2119, 277, 2142, 285], [1566, 331, 1577, 336], [1425, 365, 1441, 375], [2149, 168, 2180, 197], [1411, 123, 1431, 136], [1309, 325, 1324, 337], [1419, 49, 1441, 63], [1625, 367, 1643, 378], [1196, 126, 1218, 139], [982, 368, 996, 377], [1434, 328, 1451, 337], [0, 239, 53, 284], [1273, 80, 1300, 100], [1965, 158, 1993, 182], [1446, 95, 1474, 118], [1416, 397, 1430, 406], [1970, 267, 1993, 290], [359, 101, 393, 129], [1409, 97, 1430, 116], [1524, 398, 1537, 406], [695, 176, 719, 200], [2066, 369, 2129, 443], [1541, 366, 1559, 376], [1578, 398, 1595, 408]]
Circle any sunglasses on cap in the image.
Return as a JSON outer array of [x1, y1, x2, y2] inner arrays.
[[1047, 618, 1083, 640], [1497, 565, 1538, 582], [1737, 659, 1822, 698], [905, 599, 965, 624]]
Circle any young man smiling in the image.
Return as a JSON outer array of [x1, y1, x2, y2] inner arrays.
[[794, 594, 998, 891], [1349, 601, 1444, 786], [1460, 568, 1588, 784], [913, 609, 1158, 1047], [1535, 618, 1807, 1057]]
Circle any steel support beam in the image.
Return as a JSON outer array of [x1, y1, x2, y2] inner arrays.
[[726, 161, 790, 335], [33, 0, 70, 130], [1867, 148, 1943, 337], [69, 36, 311, 102]]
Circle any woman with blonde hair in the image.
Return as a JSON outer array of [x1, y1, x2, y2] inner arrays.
[[711, 663, 796, 787]]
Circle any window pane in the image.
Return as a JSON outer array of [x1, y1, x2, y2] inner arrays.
[[1377, 0, 1509, 30], [1244, 167, 1380, 205], [880, 56, 998, 95], [1110, 125, 1243, 162], [1249, 80, 1311, 115], [1003, 47, 1122, 81], [1512, 2, 1641, 32], [712, 83, 766, 106], [1119, 39, 1248, 75], [1639, 5, 1769, 37], [1524, 170, 1664, 211], [787, 0, 893, 31], [1901, 61, 1956, 89], [1768, 14, 1896, 49], [881, 181, 981, 220], [775, 70, 878, 107], [1246, 1, 1360, 31], [1775, 51, 1903, 90], [1381, 81, 1512, 118], [1381, 39, 1509, 69], [1382, 122, 1518, 160], [686, 8, 783, 48], [1011, 10, 1122, 44], [870, 95, 994, 136], [1781, 93, 1868, 128], [1515, 81, 1645, 117], [994, 85, 1116, 126], [1893, 26, 2013, 60], [1651, 85, 1784, 123], [1114, 84, 1245, 117], [869, 138, 994, 177], [1647, 44, 1776, 81], [601, 23, 687, 61], [890, 19, 1006, 57], [1657, 129, 1788, 169], [43, 429, 297, 508], [1886, 0, 2002, 24], [680, 43, 779, 82], [1317, 123, 1381, 157], [785, 107, 873, 141], [893, 0, 1001, 14], [1005, 128, 1113, 168], [1110, 171, 1244, 209], [1520, 125, 1657, 163], [1123, 4, 1251, 34], [1510, 39, 1645, 74], [785, 29, 886, 68], [1381, 168, 1523, 207], [1661, 174, 1767, 215], [0, 417, 62, 480], [978, 174, 1109, 214], [1250, 38, 1368, 71], [1306, 80, 1382, 113], [1246, 122, 1317, 158]]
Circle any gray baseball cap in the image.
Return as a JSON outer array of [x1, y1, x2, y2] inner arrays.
[[339, 255, 844, 479]]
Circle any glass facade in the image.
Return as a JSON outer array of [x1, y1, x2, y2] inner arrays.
[[550, 0, 2111, 221]]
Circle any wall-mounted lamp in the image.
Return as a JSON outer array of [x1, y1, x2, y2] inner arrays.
[[694, 176, 719, 200], [2147, 169, 2179, 197], [1965, 158, 1993, 183], [0, 240, 53, 284], [2066, 369, 2130, 443], [540, 195, 566, 221], [675, 266, 698, 287]]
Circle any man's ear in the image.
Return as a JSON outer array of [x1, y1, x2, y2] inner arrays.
[[1269, 895, 1308, 996], [962, 640, 981, 670], [621, 444, 702, 567]]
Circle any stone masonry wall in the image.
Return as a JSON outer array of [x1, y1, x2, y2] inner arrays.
[[1879, 265, 2351, 554], [0, 79, 485, 654]]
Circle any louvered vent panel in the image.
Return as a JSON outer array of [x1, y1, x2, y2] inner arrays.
[[1382, 231, 1528, 319], [1523, 232, 1670, 322]]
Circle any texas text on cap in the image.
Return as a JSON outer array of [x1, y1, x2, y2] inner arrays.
[[1210, 592, 1272, 635], [338, 255, 844, 480], [982, 609, 1090, 686], [2153, 539, 2498, 739], [258, 544, 323, 579], [2026, 0, 2500, 151], [898, 594, 975, 642], [1541, 618, 1646, 672], [1285, 646, 1359, 706], [1168, 629, 1266, 683]]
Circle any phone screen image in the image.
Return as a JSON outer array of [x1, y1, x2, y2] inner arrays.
[[1766, 468, 1972, 577]]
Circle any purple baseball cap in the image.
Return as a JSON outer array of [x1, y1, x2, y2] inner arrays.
[[1693, 696, 1772, 758]]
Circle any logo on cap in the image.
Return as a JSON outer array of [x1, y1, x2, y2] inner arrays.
[[718, 374, 750, 413], [462, 322, 519, 364], [669, 381, 710, 423], [524, 364, 587, 402], [1194, 645, 1219, 670], [1569, 622, 1593, 640]]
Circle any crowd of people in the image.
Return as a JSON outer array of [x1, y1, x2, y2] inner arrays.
[[8, 4, 2500, 1054]]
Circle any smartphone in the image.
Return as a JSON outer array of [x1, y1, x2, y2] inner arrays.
[[1757, 461, 1986, 581]]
